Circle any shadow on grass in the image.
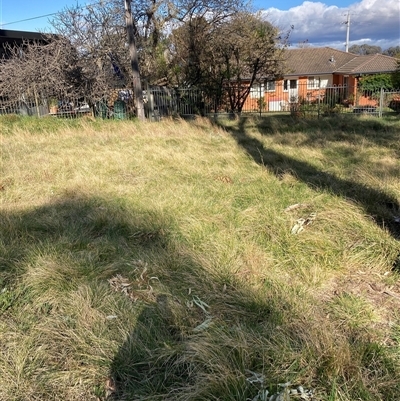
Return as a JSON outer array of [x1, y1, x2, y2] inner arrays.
[[0, 191, 283, 400], [217, 117, 400, 243], [2, 191, 400, 400], [0, 191, 165, 285], [217, 114, 400, 151]]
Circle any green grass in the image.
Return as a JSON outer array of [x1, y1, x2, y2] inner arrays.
[[1, 114, 400, 400]]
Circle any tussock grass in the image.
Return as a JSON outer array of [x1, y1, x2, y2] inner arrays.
[[1, 114, 400, 400]]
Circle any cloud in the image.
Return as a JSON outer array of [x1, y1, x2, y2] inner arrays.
[[262, 0, 400, 50]]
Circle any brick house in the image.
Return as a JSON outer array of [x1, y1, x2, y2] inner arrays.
[[246, 47, 398, 111]]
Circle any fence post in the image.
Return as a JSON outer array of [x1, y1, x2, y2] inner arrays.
[[33, 86, 40, 117], [317, 81, 321, 119], [148, 90, 155, 121], [379, 87, 384, 118]]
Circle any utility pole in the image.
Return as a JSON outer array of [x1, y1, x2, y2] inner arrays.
[[124, 0, 145, 121], [345, 11, 351, 52]]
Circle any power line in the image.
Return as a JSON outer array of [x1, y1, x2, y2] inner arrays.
[[1, 12, 59, 27], [0, 1, 104, 28]]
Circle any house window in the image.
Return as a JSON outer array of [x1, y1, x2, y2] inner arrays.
[[307, 76, 319, 89], [265, 80, 276, 92], [250, 83, 264, 98], [308, 76, 330, 89], [283, 79, 297, 91]]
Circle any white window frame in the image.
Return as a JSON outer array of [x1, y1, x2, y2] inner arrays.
[[307, 76, 319, 89], [250, 83, 264, 98], [308, 76, 330, 89]]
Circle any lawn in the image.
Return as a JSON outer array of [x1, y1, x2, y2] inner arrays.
[[1, 114, 400, 401]]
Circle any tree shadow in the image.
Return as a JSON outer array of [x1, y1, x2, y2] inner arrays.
[[0, 191, 190, 398], [220, 117, 400, 242], [1, 191, 166, 286], [0, 190, 281, 400], [2, 189, 400, 399], [217, 114, 400, 152], [107, 233, 284, 400]]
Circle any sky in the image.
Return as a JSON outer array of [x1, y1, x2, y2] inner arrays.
[[256, 0, 400, 50], [0, 0, 399, 51]]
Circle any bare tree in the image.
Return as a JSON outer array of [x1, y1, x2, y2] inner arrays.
[[0, 37, 86, 107], [49, 3, 129, 95], [0, 0, 257, 117], [48, 0, 164, 118], [49, 0, 250, 86]]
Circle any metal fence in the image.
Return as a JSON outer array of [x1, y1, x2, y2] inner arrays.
[[382, 89, 400, 114], [144, 84, 400, 119], [1, 84, 399, 120], [0, 89, 137, 119], [0, 95, 93, 118]]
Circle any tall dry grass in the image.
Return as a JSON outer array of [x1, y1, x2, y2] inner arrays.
[[1, 114, 400, 400]]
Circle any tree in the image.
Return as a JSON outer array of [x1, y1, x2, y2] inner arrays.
[[169, 16, 213, 86], [124, 0, 145, 120], [358, 74, 395, 93], [46, 0, 249, 115], [383, 46, 400, 58], [0, 37, 93, 110], [132, 0, 249, 84], [215, 13, 286, 113], [348, 44, 382, 55], [393, 58, 400, 89], [169, 12, 286, 113], [49, 2, 132, 103], [48, 0, 155, 119]]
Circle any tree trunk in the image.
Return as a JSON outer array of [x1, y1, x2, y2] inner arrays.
[[124, 0, 145, 121]]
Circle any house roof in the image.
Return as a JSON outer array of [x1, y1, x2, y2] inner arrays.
[[335, 54, 398, 74], [284, 47, 355, 75], [284, 47, 398, 76], [0, 29, 49, 46], [0, 29, 55, 59]]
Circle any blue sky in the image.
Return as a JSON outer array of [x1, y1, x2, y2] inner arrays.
[[1, 0, 399, 50]]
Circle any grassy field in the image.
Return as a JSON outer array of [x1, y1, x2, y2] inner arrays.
[[1, 114, 400, 401]]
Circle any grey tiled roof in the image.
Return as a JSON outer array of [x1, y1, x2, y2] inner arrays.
[[284, 47, 398, 76], [335, 54, 398, 74]]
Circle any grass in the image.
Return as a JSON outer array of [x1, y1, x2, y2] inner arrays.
[[1, 114, 400, 400]]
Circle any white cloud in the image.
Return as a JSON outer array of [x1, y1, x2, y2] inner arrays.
[[262, 0, 400, 50]]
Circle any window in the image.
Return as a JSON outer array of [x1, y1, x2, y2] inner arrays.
[[250, 83, 264, 98], [265, 80, 276, 92], [308, 76, 330, 89], [320, 78, 329, 88], [307, 76, 319, 89], [283, 79, 297, 91]]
